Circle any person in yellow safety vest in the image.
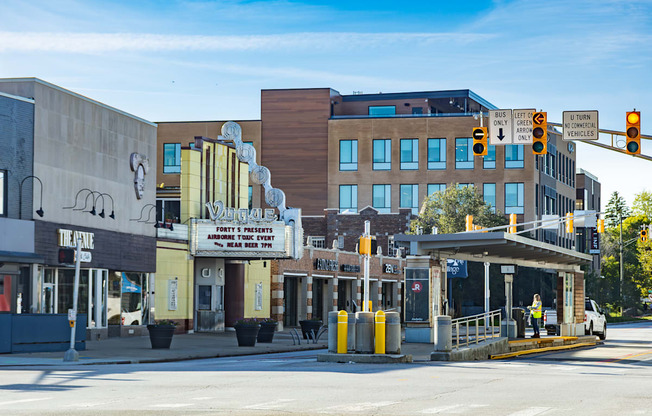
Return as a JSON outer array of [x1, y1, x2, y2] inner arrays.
[[527, 294, 542, 338]]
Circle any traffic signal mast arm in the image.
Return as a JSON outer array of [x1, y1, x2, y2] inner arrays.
[[461, 211, 604, 235], [547, 122, 652, 162]]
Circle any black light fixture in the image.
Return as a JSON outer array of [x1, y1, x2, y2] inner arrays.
[[168, 222, 174, 231], [130, 203, 156, 222], [101, 193, 115, 220], [19, 175, 45, 219], [154, 221, 161, 229]]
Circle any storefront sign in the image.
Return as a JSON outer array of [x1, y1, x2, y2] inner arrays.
[[57, 229, 95, 250], [447, 259, 468, 278], [206, 200, 276, 223], [190, 219, 290, 258], [168, 279, 178, 311], [589, 227, 600, 254], [340, 264, 360, 273], [314, 258, 338, 271], [383, 264, 400, 274]]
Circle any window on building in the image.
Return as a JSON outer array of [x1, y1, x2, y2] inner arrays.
[[483, 145, 496, 169], [156, 199, 181, 224], [373, 139, 391, 170], [387, 236, 397, 257], [248, 186, 253, 209], [427, 138, 446, 170], [505, 144, 524, 169], [369, 106, 396, 117], [505, 183, 525, 214], [455, 138, 473, 169], [400, 184, 419, 215], [412, 107, 423, 115], [339, 140, 358, 171], [372, 184, 391, 214], [427, 183, 446, 196], [483, 183, 496, 213], [308, 236, 326, 248], [457, 183, 473, 189], [338, 235, 345, 249], [163, 143, 181, 173], [0, 170, 5, 216], [550, 153, 556, 178], [400, 139, 419, 170], [339, 185, 358, 212]]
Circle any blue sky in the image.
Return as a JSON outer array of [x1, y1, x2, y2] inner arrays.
[[1, 0, 650, 206]]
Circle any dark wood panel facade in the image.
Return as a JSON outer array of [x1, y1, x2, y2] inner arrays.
[[35, 221, 156, 272], [261, 89, 333, 215]]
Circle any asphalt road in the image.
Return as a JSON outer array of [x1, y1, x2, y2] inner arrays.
[[1, 321, 651, 416]]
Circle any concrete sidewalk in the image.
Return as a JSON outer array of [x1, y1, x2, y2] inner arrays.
[[0, 329, 438, 367]]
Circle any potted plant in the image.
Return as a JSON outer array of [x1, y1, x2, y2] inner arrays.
[[257, 318, 278, 343], [299, 317, 323, 340], [234, 318, 261, 347], [147, 319, 177, 349]]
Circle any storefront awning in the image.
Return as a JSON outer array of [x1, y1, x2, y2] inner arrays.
[[394, 232, 592, 272]]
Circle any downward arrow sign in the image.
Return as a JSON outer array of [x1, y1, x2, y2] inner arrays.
[[497, 128, 505, 141]]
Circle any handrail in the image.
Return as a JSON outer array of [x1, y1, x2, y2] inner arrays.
[[451, 309, 502, 349]]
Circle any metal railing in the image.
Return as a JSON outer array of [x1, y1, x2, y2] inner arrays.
[[451, 309, 502, 349]]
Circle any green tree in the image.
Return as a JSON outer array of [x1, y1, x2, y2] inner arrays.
[[409, 185, 507, 234], [632, 190, 652, 218], [604, 191, 631, 228]]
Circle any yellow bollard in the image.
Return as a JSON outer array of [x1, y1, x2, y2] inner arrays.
[[368, 300, 372, 313], [337, 310, 348, 354], [374, 310, 386, 354]]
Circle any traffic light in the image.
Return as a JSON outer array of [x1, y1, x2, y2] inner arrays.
[[358, 236, 377, 255], [532, 112, 547, 155], [565, 212, 574, 234], [626, 111, 641, 155], [465, 215, 474, 232], [597, 219, 605, 233], [641, 229, 648, 243], [472, 127, 488, 156], [58, 248, 75, 264], [509, 213, 517, 234]]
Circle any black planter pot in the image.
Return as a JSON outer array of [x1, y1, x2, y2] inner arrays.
[[299, 320, 322, 340], [257, 322, 277, 343], [234, 324, 260, 347], [147, 325, 175, 349]]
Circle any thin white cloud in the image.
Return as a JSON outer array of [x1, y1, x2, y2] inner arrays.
[[0, 31, 496, 53]]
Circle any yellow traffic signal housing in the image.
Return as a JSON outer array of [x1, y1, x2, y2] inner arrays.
[[565, 212, 574, 234], [472, 127, 488, 156], [465, 215, 474, 232], [641, 229, 648, 243], [509, 213, 517, 234], [358, 236, 377, 255], [597, 219, 605, 233], [626, 111, 641, 155], [532, 112, 547, 155]]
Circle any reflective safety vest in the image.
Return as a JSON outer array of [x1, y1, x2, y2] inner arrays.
[[531, 301, 542, 319]]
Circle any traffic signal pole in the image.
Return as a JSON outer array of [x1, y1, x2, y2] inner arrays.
[[363, 220, 370, 312], [64, 238, 82, 362]]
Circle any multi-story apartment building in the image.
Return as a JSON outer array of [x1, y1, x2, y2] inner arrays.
[[576, 169, 602, 273]]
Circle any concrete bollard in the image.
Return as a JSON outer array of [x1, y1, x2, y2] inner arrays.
[[347, 313, 356, 352], [328, 311, 338, 353], [374, 311, 386, 354], [355, 311, 374, 353], [385, 311, 401, 354], [337, 310, 348, 354], [434, 315, 452, 352]]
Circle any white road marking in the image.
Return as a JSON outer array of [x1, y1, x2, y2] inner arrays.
[[0, 397, 52, 406], [150, 403, 193, 408], [244, 399, 297, 409], [318, 401, 398, 413], [421, 404, 488, 414], [506, 407, 551, 416], [191, 397, 215, 401]]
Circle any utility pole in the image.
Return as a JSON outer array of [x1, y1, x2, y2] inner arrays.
[[619, 213, 624, 315]]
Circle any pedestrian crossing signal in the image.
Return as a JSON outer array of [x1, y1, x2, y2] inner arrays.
[[58, 248, 75, 264], [641, 229, 648, 243]]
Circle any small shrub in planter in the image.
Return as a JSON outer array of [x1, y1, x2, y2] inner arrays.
[[147, 319, 177, 349], [234, 318, 261, 347], [257, 318, 277, 343]]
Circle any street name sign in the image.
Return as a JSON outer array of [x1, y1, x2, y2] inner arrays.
[[513, 109, 535, 144], [562, 110, 598, 141], [489, 109, 513, 145], [79, 251, 92, 263]]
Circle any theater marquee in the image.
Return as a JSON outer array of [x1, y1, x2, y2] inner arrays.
[[190, 218, 292, 258]]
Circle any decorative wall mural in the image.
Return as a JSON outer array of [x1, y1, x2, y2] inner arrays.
[[130, 153, 149, 200]]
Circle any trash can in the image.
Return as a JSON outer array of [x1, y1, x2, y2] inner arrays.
[[385, 312, 401, 354], [512, 307, 525, 338], [347, 313, 356, 352], [328, 311, 339, 353], [355, 312, 374, 353]]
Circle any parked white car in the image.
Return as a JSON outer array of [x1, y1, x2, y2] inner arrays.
[[585, 299, 607, 340]]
